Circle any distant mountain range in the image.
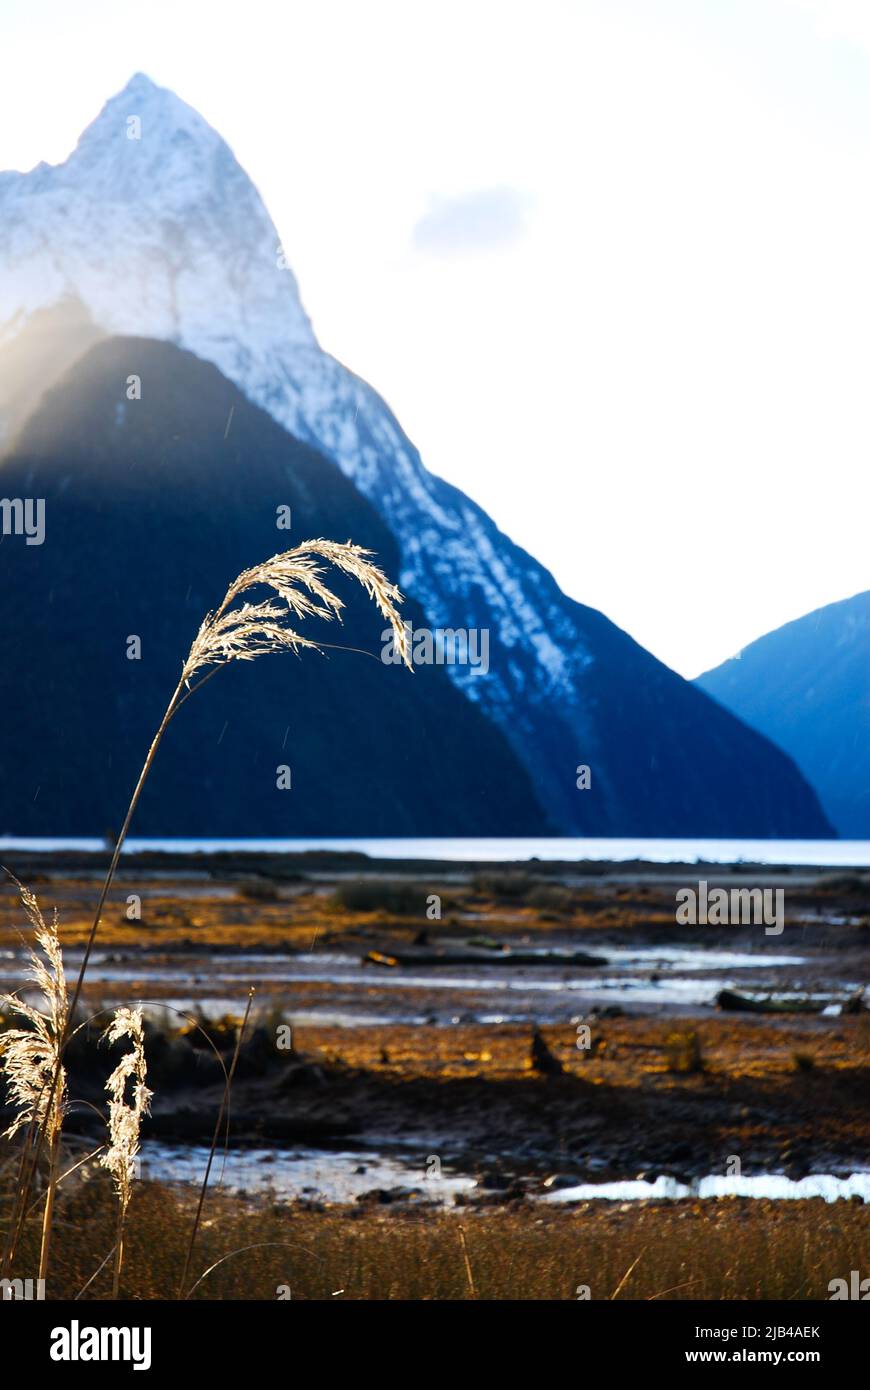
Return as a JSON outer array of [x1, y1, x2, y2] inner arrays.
[[697, 591, 870, 838], [0, 73, 834, 837]]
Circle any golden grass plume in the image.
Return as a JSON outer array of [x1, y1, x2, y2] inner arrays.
[[182, 539, 412, 682], [101, 1006, 152, 1212], [0, 882, 69, 1144]]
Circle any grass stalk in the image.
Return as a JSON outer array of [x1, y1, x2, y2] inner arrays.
[[37, 1133, 59, 1286], [178, 989, 254, 1298]]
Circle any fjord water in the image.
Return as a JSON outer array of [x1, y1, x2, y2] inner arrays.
[[1, 836, 869, 865]]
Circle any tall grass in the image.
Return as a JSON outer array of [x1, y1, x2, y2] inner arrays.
[[0, 539, 411, 1294], [0, 882, 69, 1282], [5, 1179, 865, 1300], [100, 1008, 152, 1297], [178, 988, 254, 1299]]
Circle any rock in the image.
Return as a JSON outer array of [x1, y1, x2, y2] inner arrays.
[[479, 1171, 511, 1190], [543, 1173, 581, 1190], [784, 1162, 810, 1181], [356, 1186, 422, 1206], [530, 1028, 563, 1076], [471, 1185, 526, 1206], [277, 1061, 328, 1091]]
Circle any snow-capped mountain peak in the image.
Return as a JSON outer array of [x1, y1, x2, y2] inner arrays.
[[0, 72, 316, 358], [68, 72, 223, 200]]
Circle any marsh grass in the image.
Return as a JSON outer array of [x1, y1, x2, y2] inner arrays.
[[665, 1030, 705, 1074], [5, 1172, 866, 1300], [330, 881, 437, 916], [235, 878, 281, 902], [178, 988, 254, 1298], [472, 872, 536, 901]]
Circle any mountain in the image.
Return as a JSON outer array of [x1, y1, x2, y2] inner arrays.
[[696, 591, 870, 838], [0, 73, 834, 837], [0, 337, 556, 836]]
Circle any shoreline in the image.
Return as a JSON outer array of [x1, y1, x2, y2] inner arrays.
[[4, 845, 870, 883]]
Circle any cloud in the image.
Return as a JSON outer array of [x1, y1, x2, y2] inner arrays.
[[412, 187, 530, 256], [783, 0, 870, 52]]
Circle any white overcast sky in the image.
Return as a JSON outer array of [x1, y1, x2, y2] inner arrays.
[[2, 0, 869, 677]]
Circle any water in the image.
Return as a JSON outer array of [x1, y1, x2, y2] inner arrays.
[[2, 943, 825, 1022], [139, 1142, 475, 1206], [2, 835, 870, 866], [137, 1142, 870, 1207], [543, 1173, 870, 1204]]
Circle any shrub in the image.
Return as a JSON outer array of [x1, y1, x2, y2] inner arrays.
[[331, 880, 429, 916], [527, 884, 574, 914], [665, 1030, 705, 1074], [472, 872, 534, 902], [235, 878, 280, 901]]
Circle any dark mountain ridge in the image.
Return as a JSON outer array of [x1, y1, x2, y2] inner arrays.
[[697, 591, 870, 838], [0, 337, 553, 836]]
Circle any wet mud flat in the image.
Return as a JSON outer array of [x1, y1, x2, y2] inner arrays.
[[1, 851, 868, 1206], [1, 851, 867, 1021], [156, 1013, 870, 1183]]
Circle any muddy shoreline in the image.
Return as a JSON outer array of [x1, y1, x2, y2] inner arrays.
[[2, 853, 868, 1199]]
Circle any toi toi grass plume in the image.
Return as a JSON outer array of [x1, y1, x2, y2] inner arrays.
[[182, 539, 411, 681], [0, 881, 69, 1283], [101, 1007, 152, 1297], [1, 884, 69, 1145]]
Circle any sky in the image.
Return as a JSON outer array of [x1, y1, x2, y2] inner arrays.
[[1, 0, 869, 677]]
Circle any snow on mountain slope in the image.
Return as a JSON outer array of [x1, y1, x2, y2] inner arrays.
[[0, 75, 315, 361], [0, 74, 834, 836]]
